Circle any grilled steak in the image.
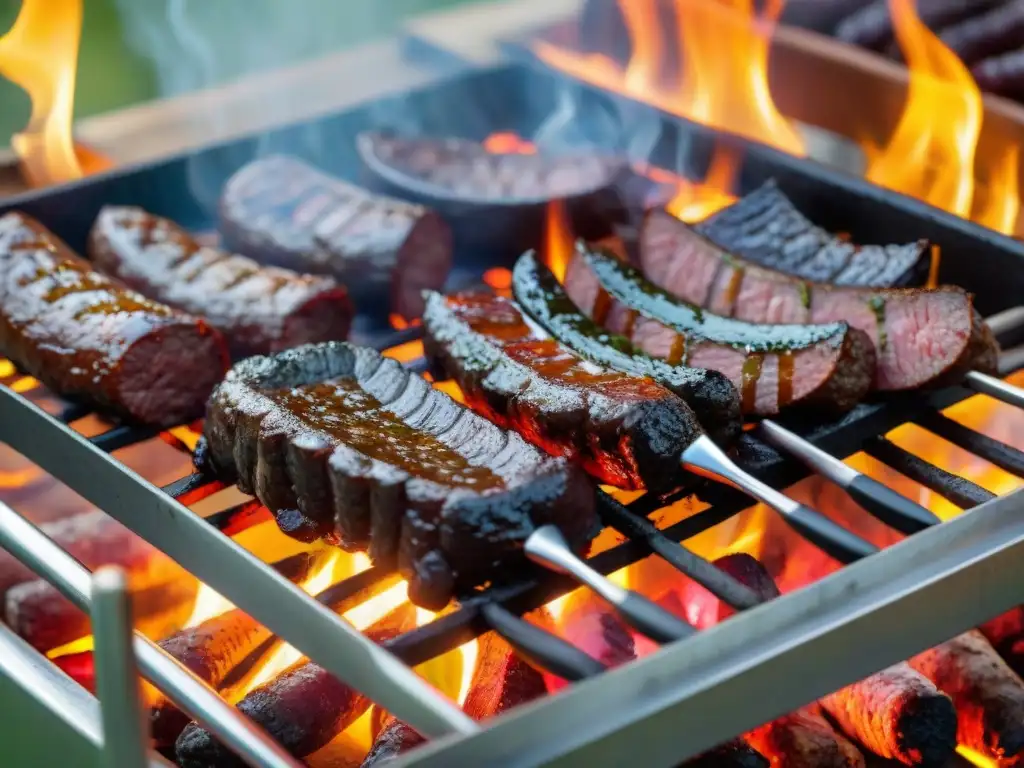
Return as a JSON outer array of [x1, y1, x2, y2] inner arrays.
[[199, 341, 596, 609], [422, 290, 703, 491], [695, 181, 931, 287], [714, 554, 955, 767], [357, 132, 625, 204], [0, 212, 229, 427], [89, 207, 352, 359], [512, 250, 742, 443], [563, 244, 875, 414], [909, 630, 1024, 765], [640, 210, 998, 391], [218, 155, 451, 320]]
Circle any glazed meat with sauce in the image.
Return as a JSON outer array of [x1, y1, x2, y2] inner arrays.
[[695, 181, 932, 287], [218, 155, 452, 320], [199, 342, 596, 609], [89, 207, 352, 359], [422, 290, 704, 491], [0, 212, 229, 427], [640, 210, 998, 391], [561, 244, 875, 415], [511, 250, 742, 443]]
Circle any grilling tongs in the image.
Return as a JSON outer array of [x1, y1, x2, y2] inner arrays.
[[525, 433, 879, 647]]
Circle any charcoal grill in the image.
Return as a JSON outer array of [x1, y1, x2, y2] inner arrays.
[[1, 62, 1024, 768]]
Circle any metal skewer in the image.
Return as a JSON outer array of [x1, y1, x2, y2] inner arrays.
[[680, 435, 878, 563], [757, 420, 939, 534], [524, 525, 695, 644]]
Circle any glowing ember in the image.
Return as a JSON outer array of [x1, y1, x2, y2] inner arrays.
[[0, 0, 106, 187], [9, 377, 39, 394], [0, 360, 15, 378], [389, 314, 422, 331], [482, 267, 513, 297], [664, 148, 740, 223], [958, 744, 999, 768], [483, 133, 537, 154]]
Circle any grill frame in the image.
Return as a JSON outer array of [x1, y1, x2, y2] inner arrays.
[[1, 61, 1024, 766]]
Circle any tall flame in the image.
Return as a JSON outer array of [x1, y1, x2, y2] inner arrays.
[[864, 0, 981, 218], [0, 0, 84, 186], [534, 0, 805, 156]]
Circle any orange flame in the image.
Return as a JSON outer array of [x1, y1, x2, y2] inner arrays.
[[534, 0, 804, 156], [0, 0, 84, 186], [865, 0, 981, 218], [483, 133, 537, 155], [545, 200, 574, 282]]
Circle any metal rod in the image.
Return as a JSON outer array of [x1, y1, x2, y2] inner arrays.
[[757, 420, 938, 534], [524, 525, 694, 644], [913, 410, 1024, 479], [0, 388, 477, 740], [985, 305, 1024, 337], [0, 499, 302, 768], [680, 435, 878, 562], [91, 567, 148, 768], [965, 370, 1024, 410], [864, 437, 995, 509]]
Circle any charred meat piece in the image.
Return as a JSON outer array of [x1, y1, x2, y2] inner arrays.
[[909, 630, 1024, 765], [940, 0, 1024, 66], [200, 342, 596, 609], [218, 155, 451, 320], [176, 623, 404, 767], [835, 0, 1005, 52], [0, 212, 229, 427], [695, 181, 931, 287], [422, 290, 703, 491], [714, 555, 954, 767], [512, 249, 742, 443], [563, 244, 875, 415], [88, 207, 352, 359], [640, 210, 998, 392], [357, 132, 625, 205]]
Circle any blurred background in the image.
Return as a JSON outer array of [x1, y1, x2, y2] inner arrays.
[[0, 0, 478, 146]]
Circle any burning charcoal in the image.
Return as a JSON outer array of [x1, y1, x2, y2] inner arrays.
[[834, 0, 1005, 53], [150, 609, 276, 748], [939, 0, 1024, 66], [746, 706, 866, 768], [686, 740, 770, 768], [462, 633, 547, 720], [908, 630, 1024, 765], [6, 563, 196, 653], [819, 665, 957, 766], [973, 48, 1024, 101], [356, 132, 627, 263], [176, 615, 411, 766], [0, 510, 154, 603], [218, 155, 451, 321], [979, 606, 1024, 675], [543, 594, 635, 694], [361, 716, 426, 767]]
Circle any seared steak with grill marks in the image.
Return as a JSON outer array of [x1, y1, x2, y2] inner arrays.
[[512, 250, 742, 442], [199, 342, 595, 609], [0, 212, 229, 427], [423, 291, 703, 491], [357, 132, 624, 203], [89, 207, 352, 359], [562, 245, 875, 415], [218, 155, 451, 320], [695, 181, 931, 287], [640, 210, 998, 391]]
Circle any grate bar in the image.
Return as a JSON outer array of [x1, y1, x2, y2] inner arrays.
[[913, 411, 1024, 479], [88, 424, 156, 453], [965, 370, 1024, 410], [863, 437, 995, 509]]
